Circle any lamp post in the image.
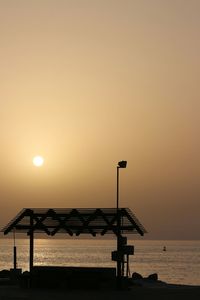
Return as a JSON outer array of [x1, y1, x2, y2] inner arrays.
[[117, 161, 127, 210], [116, 160, 127, 287]]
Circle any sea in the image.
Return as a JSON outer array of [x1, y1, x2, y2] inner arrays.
[[0, 238, 199, 286]]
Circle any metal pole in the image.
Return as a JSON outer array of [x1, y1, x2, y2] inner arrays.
[[14, 246, 17, 270], [116, 161, 127, 288], [29, 213, 34, 273], [117, 166, 119, 210], [116, 166, 121, 288]]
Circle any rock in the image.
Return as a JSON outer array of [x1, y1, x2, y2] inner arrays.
[[22, 271, 30, 276], [147, 273, 158, 281], [132, 272, 143, 280], [0, 270, 10, 278]]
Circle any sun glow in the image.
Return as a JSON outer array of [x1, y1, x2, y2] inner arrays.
[[33, 156, 44, 167]]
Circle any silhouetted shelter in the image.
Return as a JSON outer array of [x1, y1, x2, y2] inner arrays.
[[1, 208, 146, 282]]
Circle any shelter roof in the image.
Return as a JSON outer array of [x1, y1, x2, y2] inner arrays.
[[1, 208, 147, 236]]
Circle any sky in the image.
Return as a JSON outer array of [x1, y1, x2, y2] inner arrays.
[[0, 0, 199, 240]]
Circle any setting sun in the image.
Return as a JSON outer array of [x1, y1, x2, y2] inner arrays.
[[33, 156, 44, 167]]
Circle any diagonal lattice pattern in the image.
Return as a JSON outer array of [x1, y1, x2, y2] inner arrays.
[[2, 208, 147, 236]]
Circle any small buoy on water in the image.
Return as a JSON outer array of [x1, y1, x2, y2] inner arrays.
[[163, 246, 166, 251]]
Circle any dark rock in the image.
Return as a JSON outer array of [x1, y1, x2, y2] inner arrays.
[[132, 272, 143, 280], [147, 273, 158, 281], [22, 271, 30, 276], [0, 270, 10, 278]]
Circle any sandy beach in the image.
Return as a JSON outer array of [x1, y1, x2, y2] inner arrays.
[[0, 283, 200, 300]]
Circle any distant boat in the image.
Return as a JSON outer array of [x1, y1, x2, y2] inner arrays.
[[163, 246, 166, 251]]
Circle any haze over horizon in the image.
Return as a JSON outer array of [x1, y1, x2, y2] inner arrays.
[[0, 0, 199, 240]]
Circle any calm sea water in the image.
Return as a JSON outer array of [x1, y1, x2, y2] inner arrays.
[[0, 238, 199, 286]]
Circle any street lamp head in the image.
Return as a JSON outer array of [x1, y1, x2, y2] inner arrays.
[[118, 160, 127, 168]]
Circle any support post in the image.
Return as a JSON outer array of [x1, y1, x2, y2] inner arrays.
[[29, 232, 34, 272], [29, 212, 34, 273], [13, 230, 17, 270], [116, 166, 122, 288]]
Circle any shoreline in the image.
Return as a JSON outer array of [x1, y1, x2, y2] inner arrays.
[[0, 279, 200, 300], [0, 284, 200, 300], [0, 268, 200, 300]]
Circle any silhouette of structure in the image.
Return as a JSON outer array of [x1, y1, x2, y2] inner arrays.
[[2, 207, 146, 287], [116, 160, 127, 287]]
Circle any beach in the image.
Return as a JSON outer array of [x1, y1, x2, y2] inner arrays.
[[0, 284, 200, 300]]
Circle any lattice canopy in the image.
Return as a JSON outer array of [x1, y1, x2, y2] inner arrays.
[[2, 208, 147, 237]]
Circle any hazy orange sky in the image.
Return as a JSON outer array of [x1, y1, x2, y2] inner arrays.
[[0, 0, 199, 239]]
